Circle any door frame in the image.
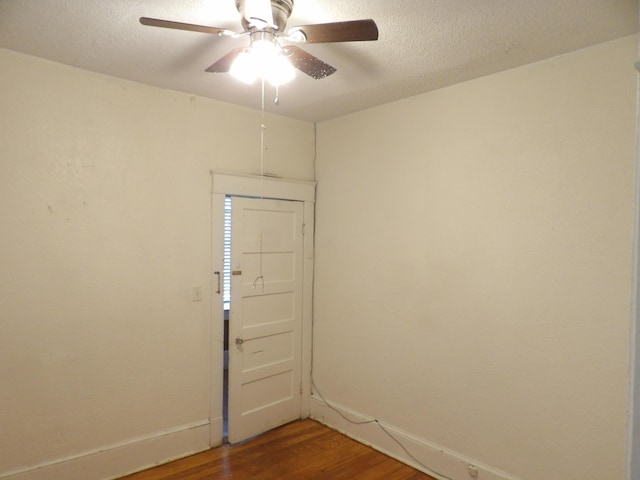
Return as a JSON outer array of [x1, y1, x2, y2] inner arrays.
[[627, 56, 640, 480], [209, 172, 315, 447]]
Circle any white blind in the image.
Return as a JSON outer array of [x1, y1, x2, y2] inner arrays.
[[223, 196, 231, 310]]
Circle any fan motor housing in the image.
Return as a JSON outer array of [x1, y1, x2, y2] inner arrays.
[[236, 0, 294, 32]]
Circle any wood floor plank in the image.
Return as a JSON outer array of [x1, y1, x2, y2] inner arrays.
[[117, 419, 435, 480]]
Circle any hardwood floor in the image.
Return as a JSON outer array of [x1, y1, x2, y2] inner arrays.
[[118, 419, 435, 480]]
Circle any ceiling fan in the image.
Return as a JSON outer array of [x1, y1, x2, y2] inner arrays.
[[140, 0, 378, 84]]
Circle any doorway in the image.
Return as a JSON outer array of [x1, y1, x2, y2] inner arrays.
[[226, 196, 304, 443], [210, 173, 315, 447]]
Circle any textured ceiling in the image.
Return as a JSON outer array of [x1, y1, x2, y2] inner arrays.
[[0, 0, 637, 122]]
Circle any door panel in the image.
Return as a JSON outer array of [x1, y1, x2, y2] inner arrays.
[[228, 197, 304, 443], [243, 292, 294, 326]]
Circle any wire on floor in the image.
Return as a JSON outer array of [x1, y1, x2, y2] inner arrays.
[[310, 376, 454, 480]]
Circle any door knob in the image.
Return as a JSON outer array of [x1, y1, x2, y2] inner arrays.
[[235, 337, 244, 346]]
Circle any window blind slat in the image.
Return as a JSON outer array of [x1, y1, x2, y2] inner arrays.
[[223, 196, 231, 309]]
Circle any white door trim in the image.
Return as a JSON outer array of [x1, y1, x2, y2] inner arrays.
[[212, 172, 315, 202], [209, 172, 315, 447], [626, 55, 640, 480]]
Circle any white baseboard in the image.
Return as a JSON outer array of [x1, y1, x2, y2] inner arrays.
[[310, 395, 520, 480], [1, 420, 212, 480], [209, 415, 224, 448]]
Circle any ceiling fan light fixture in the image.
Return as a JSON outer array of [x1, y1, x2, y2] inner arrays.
[[267, 53, 295, 85], [229, 33, 295, 86], [229, 50, 258, 84]]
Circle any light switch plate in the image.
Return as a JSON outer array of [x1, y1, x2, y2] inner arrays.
[[192, 286, 203, 302]]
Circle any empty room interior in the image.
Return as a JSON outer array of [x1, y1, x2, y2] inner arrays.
[[2, 1, 640, 479]]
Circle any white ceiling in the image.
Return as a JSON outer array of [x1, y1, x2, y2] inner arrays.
[[0, 0, 637, 122]]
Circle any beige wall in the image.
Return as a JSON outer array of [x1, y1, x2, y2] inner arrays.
[[0, 48, 314, 478], [313, 35, 638, 480], [1, 33, 638, 480]]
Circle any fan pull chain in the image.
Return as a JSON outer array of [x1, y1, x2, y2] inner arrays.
[[253, 76, 266, 292]]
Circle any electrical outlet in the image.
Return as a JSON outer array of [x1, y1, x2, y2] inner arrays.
[[192, 286, 203, 302], [467, 465, 478, 478]]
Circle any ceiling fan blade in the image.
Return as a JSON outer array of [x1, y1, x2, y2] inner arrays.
[[139, 17, 232, 36], [205, 47, 247, 73], [287, 19, 378, 43], [284, 46, 336, 79], [238, 0, 274, 28]]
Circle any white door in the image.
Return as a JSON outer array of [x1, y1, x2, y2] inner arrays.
[[228, 196, 304, 443]]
